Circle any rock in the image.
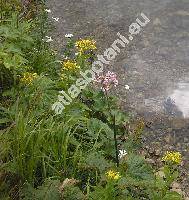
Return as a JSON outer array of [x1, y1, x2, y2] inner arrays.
[[171, 182, 185, 197], [170, 188, 183, 196]]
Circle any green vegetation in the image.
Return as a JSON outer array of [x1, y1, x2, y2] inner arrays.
[[0, 1, 184, 199]]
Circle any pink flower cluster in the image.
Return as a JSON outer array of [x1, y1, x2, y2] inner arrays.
[[94, 71, 118, 92]]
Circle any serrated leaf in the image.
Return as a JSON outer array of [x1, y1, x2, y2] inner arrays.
[[126, 154, 154, 180], [84, 151, 113, 172], [22, 180, 60, 200]]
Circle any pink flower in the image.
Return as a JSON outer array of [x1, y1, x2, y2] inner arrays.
[[94, 71, 118, 92]]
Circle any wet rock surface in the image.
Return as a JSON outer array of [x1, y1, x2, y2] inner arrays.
[[47, 0, 189, 195]]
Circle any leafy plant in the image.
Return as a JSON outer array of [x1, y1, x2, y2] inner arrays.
[[21, 180, 60, 200], [0, 1, 185, 199]]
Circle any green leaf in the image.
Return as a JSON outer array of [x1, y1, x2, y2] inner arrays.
[[87, 118, 114, 139], [162, 191, 183, 200], [84, 151, 113, 172], [0, 118, 11, 124], [126, 154, 154, 180], [22, 180, 61, 200]]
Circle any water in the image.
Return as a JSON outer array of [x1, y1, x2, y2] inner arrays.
[[169, 82, 189, 118]]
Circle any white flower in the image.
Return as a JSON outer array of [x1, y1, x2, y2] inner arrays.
[[52, 17, 59, 22], [125, 85, 130, 90], [65, 34, 73, 38], [118, 149, 127, 159], [45, 9, 51, 13], [44, 36, 53, 43], [75, 52, 79, 56]]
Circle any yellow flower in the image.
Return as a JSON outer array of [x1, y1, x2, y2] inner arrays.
[[60, 73, 66, 80], [75, 39, 96, 53], [162, 151, 182, 165], [62, 60, 80, 71], [106, 170, 121, 180], [20, 72, 38, 85]]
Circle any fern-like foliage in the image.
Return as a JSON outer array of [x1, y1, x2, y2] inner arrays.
[[21, 180, 60, 200]]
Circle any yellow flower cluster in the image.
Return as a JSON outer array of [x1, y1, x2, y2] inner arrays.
[[162, 151, 182, 165], [20, 72, 38, 85], [75, 39, 96, 53], [106, 170, 121, 180], [62, 60, 80, 71]]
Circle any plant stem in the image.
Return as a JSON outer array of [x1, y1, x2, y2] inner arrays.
[[104, 90, 119, 167], [113, 114, 119, 167]]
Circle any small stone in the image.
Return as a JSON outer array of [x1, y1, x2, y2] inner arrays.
[[153, 18, 161, 26], [146, 158, 155, 165], [165, 134, 172, 143], [154, 149, 161, 156], [155, 170, 165, 178], [170, 188, 183, 196], [171, 182, 181, 189], [171, 182, 185, 197]]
